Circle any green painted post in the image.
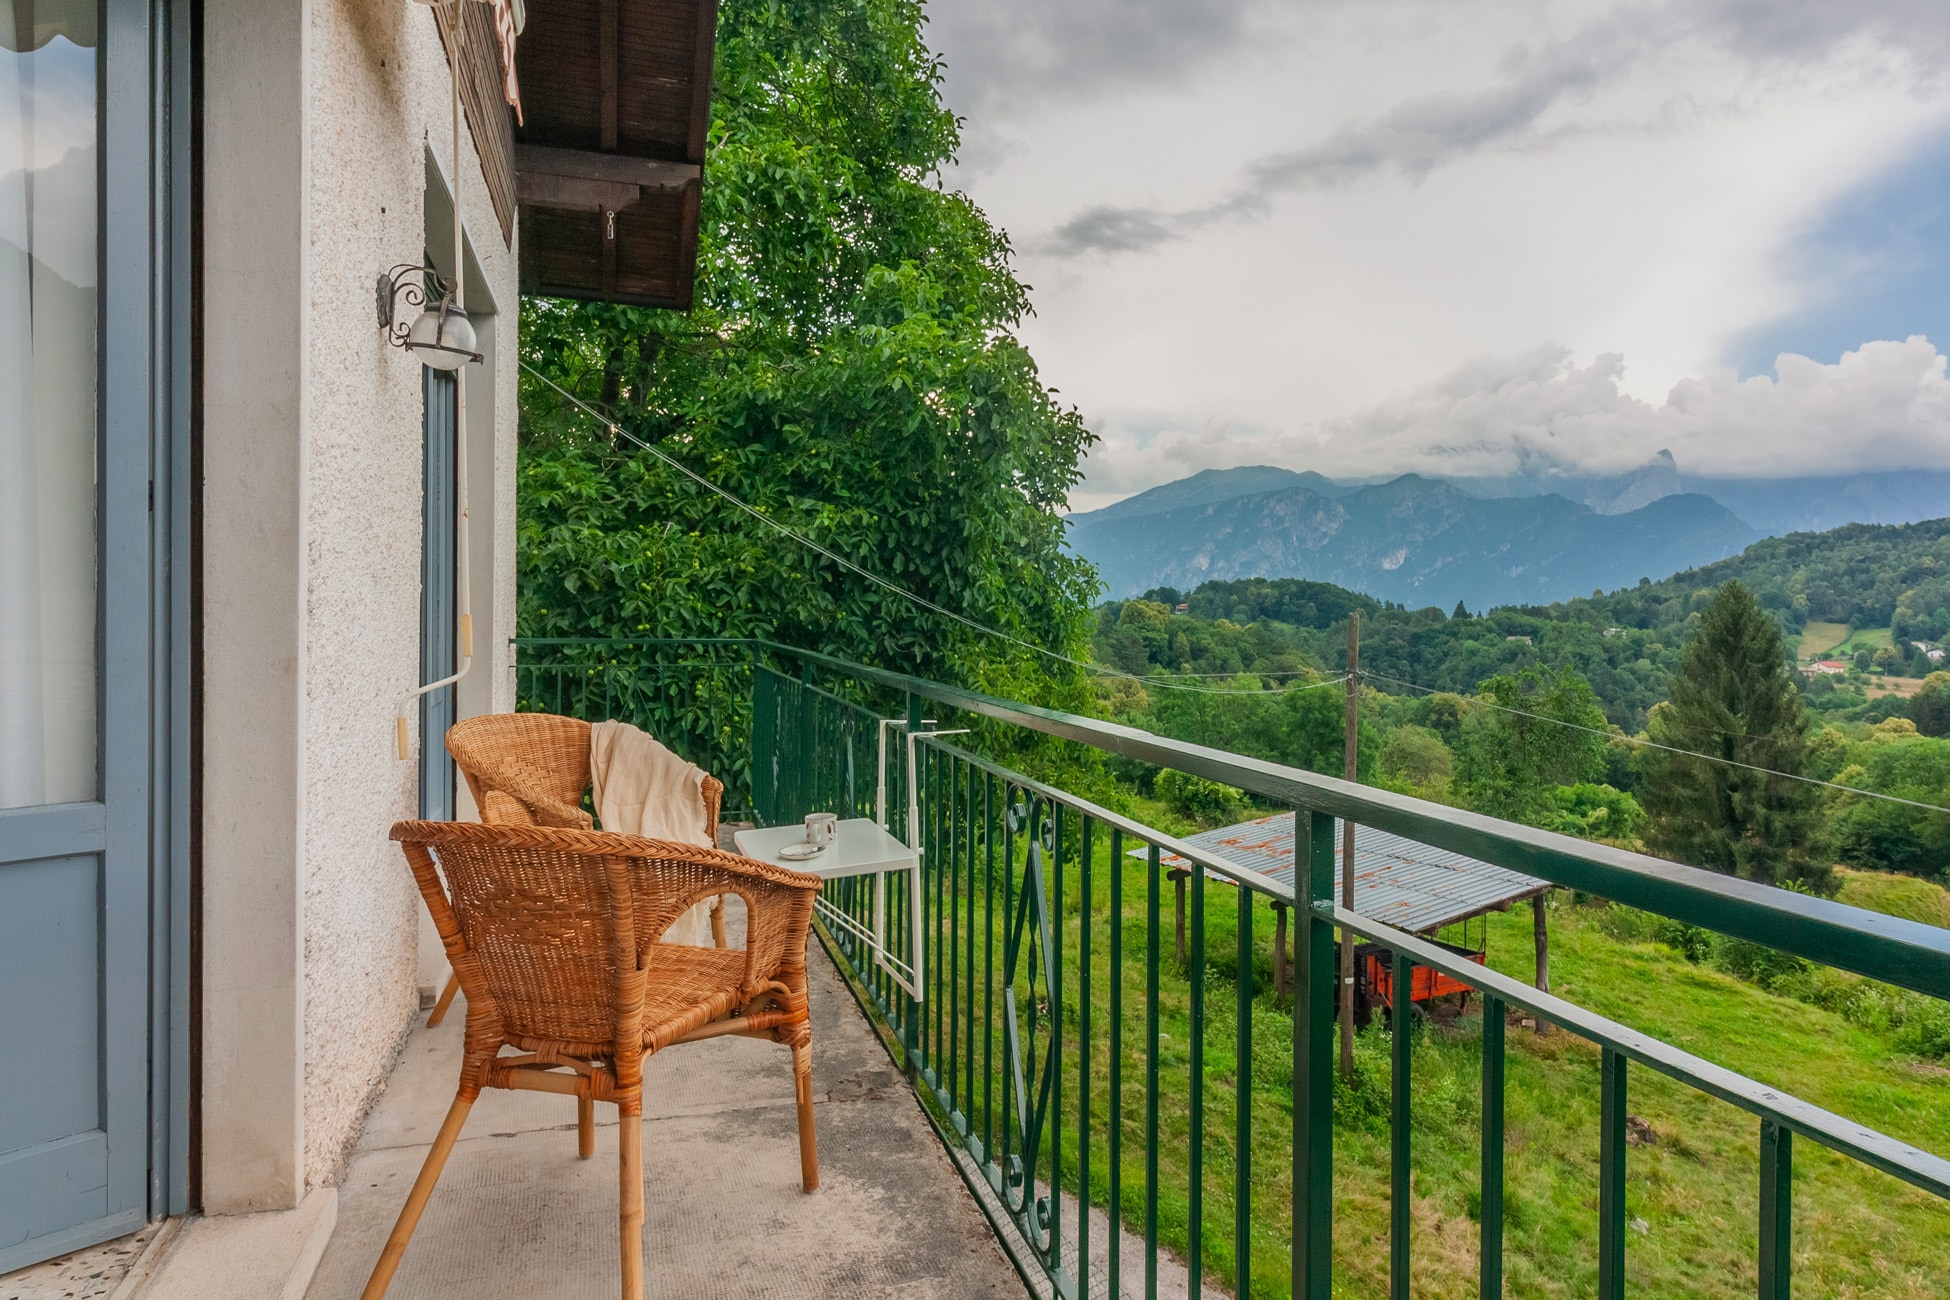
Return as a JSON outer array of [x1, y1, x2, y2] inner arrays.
[[1109, 827, 1125, 1300], [1599, 1048, 1627, 1300], [985, 773, 997, 1163], [1391, 952, 1412, 1300], [1480, 995, 1505, 1299], [1759, 1120, 1792, 1300], [1293, 811, 1337, 1300], [903, 690, 923, 1080], [1234, 887, 1253, 1300], [1188, 866, 1206, 1300], [1078, 816, 1093, 1299], [1146, 843, 1162, 1300], [1051, 802, 1065, 1281]]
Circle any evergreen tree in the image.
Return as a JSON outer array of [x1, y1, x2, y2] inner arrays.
[[1452, 600, 1469, 620], [1638, 582, 1830, 890]]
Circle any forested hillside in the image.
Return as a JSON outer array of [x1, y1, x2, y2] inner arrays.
[[1108, 518, 1950, 730], [1096, 521, 1950, 892]]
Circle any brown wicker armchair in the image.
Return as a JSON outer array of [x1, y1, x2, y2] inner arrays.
[[427, 712, 729, 1028], [362, 820, 822, 1300]]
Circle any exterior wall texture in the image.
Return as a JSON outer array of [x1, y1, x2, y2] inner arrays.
[[202, 0, 518, 1209]]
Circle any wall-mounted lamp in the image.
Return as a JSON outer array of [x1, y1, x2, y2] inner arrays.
[[378, 263, 483, 370]]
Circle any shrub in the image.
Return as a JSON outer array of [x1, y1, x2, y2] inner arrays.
[[1156, 768, 1249, 826]]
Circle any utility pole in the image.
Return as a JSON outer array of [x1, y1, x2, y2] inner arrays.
[[1340, 612, 1359, 1081]]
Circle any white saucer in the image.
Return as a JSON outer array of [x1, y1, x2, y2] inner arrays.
[[777, 841, 829, 861]]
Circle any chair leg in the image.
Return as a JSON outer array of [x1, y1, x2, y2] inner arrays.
[[578, 1090, 595, 1159], [361, 1093, 474, 1299], [618, 1111, 644, 1300], [710, 897, 728, 949], [425, 972, 460, 1027], [792, 1039, 819, 1192]]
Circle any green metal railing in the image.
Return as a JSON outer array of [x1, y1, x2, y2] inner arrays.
[[516, 638, 1950, 1300]]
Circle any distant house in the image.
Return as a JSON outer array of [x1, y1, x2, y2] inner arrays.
[[1175, 603, 1190, 613], [1806, 660, 1849, 676], [1602, 627, 1623, 638], [1506, 634, 1533, 645], [1932, 649, 1946, 663]]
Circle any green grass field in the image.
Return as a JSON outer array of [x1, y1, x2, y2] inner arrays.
[[1799, 621, 1852, 660], [907, 819, 1950, 1299], [1837, 866, 1950, 928], [1834, 626, 1895, 659]]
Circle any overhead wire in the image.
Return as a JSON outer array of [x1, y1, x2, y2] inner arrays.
[[519, 360, 1299, 696], [1358, 666, 1950, 820]]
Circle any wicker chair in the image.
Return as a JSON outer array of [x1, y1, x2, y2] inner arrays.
[[362, 820, 822, 1300], [427, 713, 729, 1029]]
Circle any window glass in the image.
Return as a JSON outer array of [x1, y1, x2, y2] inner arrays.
[[0, 1, 98, 808]]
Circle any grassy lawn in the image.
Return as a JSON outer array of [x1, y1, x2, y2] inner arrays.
[[910, 821, 1950, 1300], [1835, 626, 1895, 658], [1836, 866, 1950, 927], [1799, 621, 1852, 660]]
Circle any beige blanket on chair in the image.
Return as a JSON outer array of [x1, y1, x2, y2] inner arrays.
[[589, 720, 714, 945]]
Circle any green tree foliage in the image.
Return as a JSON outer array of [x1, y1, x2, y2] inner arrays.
[[1827, 721, 1950, 879], [1638, 582, 1830, 890], [1155, 769, 1250, 827], [518, 0, 1097, 708], [1910, 671, 1950, 737], [1538, 783, 1647, 844], [1455, 669, 1610, 822], [1377, 724, 1454, 800]]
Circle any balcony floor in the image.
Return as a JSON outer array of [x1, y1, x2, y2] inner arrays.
[[304, 923, 1023, 1299]]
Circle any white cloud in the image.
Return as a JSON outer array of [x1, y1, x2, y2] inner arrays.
[[1070, 336, 1950, 505], [929, 1, 1950, 508]]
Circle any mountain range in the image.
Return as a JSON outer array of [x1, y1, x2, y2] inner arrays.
[[1067, 457, 1950, 610], [1068, 469, 1763, 609]]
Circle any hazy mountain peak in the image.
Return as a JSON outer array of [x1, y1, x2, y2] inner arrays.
[[1071, 465, 1351, 523]]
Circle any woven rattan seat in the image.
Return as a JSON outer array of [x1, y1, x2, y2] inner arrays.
[[425, 712, 729, 1029], [360, 820, 822, 1300]]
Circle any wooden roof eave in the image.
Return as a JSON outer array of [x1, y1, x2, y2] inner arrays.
[[514, 0, 716, 310]]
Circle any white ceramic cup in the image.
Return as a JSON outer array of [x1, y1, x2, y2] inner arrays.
[[804, 812, 839, 845]]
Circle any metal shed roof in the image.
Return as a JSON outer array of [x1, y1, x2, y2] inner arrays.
[[1151, 812, 1547, 936]]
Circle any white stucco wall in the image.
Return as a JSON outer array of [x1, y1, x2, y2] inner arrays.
[[202, 0, 518, 1209]]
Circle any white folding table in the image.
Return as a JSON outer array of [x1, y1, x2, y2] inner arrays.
[[734, 818, 925, 1000]]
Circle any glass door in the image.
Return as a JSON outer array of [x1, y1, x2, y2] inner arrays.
[[0, 0, 174, 1267]]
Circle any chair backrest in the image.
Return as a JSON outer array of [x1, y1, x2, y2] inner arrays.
[[447, 712, 725, 841], [394, 820, 641, 1051], [447, 713, 593, 829]]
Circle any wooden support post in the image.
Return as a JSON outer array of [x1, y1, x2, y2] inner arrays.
[[1272, 900, 1290, 998], [1340, 612, 1360, 1081], [1533, 890, 1551, 1035]]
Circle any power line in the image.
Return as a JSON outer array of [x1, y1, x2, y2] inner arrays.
[[1358, 667, 1950, 820], [518, 361, 1288, 696]]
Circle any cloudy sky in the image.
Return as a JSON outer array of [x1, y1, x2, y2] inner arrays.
[[924, 1, 1950, 510]]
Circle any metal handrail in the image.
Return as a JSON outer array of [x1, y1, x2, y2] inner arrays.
[[515, 635, 1950, 999]]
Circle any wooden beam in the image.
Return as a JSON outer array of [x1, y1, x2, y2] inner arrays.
[[516, 143, 700, 189], [516, 172, 641, 212]]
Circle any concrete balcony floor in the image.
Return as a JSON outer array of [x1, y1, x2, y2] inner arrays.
[[304, 926, 1023, 1299]]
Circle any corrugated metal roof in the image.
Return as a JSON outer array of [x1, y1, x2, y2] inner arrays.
[[1147, 811, 1546, 935]]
